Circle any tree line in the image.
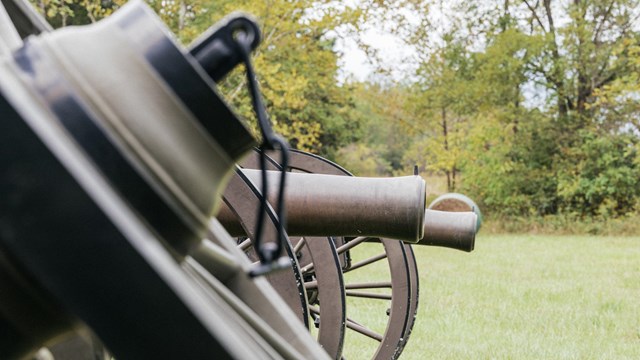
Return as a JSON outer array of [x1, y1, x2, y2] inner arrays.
[[32, 0, 640, 220]]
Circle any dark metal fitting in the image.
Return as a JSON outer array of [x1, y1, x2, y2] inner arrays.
[[248, 256, 291, 278], [189, 13, 261, 82]]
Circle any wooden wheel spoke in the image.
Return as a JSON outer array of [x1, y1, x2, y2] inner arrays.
[[345, 291, 392, 300], [300, 262, 315, 274], [345, 281, 392, 290], [346, 316, 363, 327], [308, 305, 320, 315], [301, 235, 369, 273], [344, 253, 387, 273], [346, 319, 383, 342], [304, 280, 318, 289], [292, 237, 306, 254], [335, 236, 368, 255]]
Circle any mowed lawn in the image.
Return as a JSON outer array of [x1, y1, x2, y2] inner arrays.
[[397, 235, 640, 359], [339, 235, 639, 359]]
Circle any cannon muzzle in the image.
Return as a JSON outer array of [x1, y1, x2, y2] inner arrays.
[[418, 209, 477, 252], [218, 170, 426, 242]]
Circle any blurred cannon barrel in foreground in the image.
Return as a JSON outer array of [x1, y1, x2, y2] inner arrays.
[[217, 170, 478, 251], [218, 169, 426, 242]]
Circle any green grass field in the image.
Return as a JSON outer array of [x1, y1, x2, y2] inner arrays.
[[343, 235, 640, 359]]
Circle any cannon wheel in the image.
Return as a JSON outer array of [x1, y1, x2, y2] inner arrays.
[[221, 168, 347, 358], [237, 154, 347, 359], [396, 243, 419, 354], [251, 149, 420, 360], [294, 236, 346, 359], [219, 169, 311, 327]]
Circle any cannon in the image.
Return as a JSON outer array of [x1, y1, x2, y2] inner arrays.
[[218, 150, 420, 360], [0, 1, 481, 359], [221, 150, 477, 359], [218, 169, 477, 251]]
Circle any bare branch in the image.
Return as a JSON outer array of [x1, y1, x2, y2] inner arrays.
[[594, 72, 616, 90], [522, 0, 547, 32], [592, 1, 615, 44], [542, 0, 556, 35]]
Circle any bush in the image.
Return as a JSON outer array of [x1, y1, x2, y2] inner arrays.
[[483, 212, 640, 236]]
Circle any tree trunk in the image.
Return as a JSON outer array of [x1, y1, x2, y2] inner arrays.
[[451, 167, 456, 192], [501, 0, 510, 32], [442, 107, 449, 152], [542, 0, 569, 119], [445, 170, 452, 192], [442, 107, 454, 192], [574, 0, 589, 118]]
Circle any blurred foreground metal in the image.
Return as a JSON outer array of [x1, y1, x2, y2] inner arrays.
[[0, 1, 481, 359]]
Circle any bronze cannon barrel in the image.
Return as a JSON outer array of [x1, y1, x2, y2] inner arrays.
[[218, 170, 426, 242], [416, 209, 477, 252], [218, 170, 478, 251]]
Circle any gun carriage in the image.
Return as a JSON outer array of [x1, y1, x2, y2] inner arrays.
[[0, 1, 479, 359]]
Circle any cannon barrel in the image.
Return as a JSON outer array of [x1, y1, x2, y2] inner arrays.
[[417, 209, 477, 252], [429, 193, 482, 231], [218, 169, 426, 242], [218, 170, 478, 251]]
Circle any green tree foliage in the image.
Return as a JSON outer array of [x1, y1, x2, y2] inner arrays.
[[29, 0, 125, 26], [25, 0, 640, 220], [404, 39, 477, 191], [557, 130, 640, 216], [334, 143, 391, 177], [336, 82, 413, 176], [402, 0, 640, 218], [193, 0, 365, 154], [29, 0, 367, 155]]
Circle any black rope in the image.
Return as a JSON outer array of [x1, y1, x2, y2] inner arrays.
[[234, 29, 290, 275]]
